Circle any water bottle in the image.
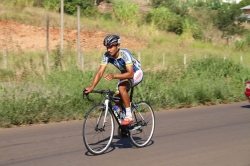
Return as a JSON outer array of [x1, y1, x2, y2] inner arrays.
[[113, 105, 120, 119]]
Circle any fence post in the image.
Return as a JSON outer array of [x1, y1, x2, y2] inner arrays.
[[60, 0, 64, 56], [46, 14, 50, 69], [77, 5, 81, 67], [3, 49, 6, 69], [240, 55, 242, 63]]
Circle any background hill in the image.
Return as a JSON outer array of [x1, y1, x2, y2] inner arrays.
[[0, 0, 250, 54]]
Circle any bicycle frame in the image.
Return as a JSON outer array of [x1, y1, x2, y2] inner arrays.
[[83, 87, 147, 131], [102, 93, 121, 129]]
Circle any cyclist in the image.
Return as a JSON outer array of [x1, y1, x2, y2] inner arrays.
[[84, 34, 143, 125]]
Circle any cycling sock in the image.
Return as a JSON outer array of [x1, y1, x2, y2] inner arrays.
[[125, 107, 132, 118]]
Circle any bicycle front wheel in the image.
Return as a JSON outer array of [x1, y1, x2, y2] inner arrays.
[[130, 101, 155, 147], [82, 104, 114, 155]]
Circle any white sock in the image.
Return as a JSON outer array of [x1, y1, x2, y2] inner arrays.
[[125, 107, 132, 118]]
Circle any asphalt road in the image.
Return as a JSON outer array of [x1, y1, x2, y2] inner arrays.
[[1, 102, 250, 166]]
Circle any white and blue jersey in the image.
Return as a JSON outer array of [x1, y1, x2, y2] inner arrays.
[[101, 49, 141, 73]]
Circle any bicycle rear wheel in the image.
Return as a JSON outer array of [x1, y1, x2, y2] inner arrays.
[[82, 104, 114, 155], [129, 101, 155, 147]]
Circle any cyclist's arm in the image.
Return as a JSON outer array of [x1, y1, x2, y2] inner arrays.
[[105, 65, 134, 81], [85, 65, 106, 93], [114, 65, 134, 79]]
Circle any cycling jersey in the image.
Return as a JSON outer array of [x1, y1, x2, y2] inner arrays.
[[101, 48, 141, 73]]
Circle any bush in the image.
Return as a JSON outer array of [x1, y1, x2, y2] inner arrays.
[[145, 7, 183, 34], [205, 0, 223, 10], [37, 0, 99, 16], [182, 17, 203, 40], [151, 0, 189, 16], [41, 0, 60, 11], [112, 0, 139, 25]]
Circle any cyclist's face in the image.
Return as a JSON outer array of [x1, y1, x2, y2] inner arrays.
[[106, 45, 118, 57]]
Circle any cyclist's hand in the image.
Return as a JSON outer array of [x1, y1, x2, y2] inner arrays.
[[104, 74, 114, 81], [84, 87, 93, 94]]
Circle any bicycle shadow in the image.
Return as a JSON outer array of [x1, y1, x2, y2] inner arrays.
[[112, 135, 134, 148], [241, 104, 250, 109], [110, 135, 154, 153], [84, 135, 154, 156]]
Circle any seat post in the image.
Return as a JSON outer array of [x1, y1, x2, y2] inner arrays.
[[130, 87, 134, 101]]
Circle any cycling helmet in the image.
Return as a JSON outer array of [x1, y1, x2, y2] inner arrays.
[[103, 34, 121, 47]]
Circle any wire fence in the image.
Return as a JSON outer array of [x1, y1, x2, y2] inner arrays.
[[1, 49, 245, 70]]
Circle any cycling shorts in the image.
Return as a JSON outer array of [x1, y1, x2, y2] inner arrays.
[[115, 69, 143, 92]]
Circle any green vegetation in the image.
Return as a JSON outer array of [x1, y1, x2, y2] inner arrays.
[[1, 57, 249, 127], [1, 0, 250, 127], [112, 0, 139, 25], [151, 0, 250, 37]]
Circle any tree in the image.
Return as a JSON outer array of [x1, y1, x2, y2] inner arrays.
[[215, 3, 246, 36], [39, 0, 100, 16], [151, 0, 189, 16], [238, 0, 250, 7]]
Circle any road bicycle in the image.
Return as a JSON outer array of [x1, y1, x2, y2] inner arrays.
[[82, 87, 155, 155]]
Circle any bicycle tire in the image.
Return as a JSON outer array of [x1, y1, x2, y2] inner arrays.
[[82, 104, 114, 155], [129, 101, 155, 147]]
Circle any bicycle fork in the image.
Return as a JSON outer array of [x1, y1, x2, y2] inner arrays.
[[102, 99, 109, 127], [94, 98, 110, 132]]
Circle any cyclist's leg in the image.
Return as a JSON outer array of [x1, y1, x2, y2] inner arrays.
[[118, 81, 131, 108], [118, 80, 133, 125], [127, 69, 143, 120], [119, 69, 143, 125], [113, 80, 128, 111], [114, 69, 143, 125]]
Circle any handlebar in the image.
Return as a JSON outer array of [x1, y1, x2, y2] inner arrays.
[[83, 89, 116, 102]]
